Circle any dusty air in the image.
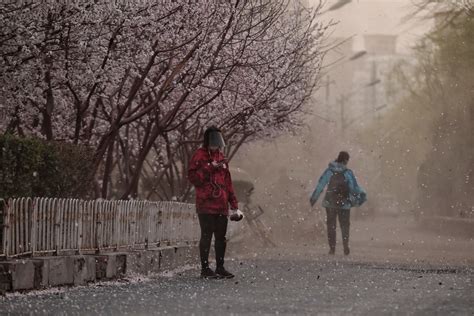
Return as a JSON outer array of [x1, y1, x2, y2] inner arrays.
[[0, 0, 472, 314]]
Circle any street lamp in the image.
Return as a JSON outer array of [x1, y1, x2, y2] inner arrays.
[[323, 49, 367, 72], [366, 79, 381, 87], [320, 0, 352, 15], [349, 50, 367, 60], [327, 0, 352, 11]]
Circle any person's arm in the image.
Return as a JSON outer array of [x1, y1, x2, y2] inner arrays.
[[346, 170, 367, 206], [187, 151, 212, 187], [225, 165, 239, 210], [346, 170, 362, 194], [310, 169, 332, 206]]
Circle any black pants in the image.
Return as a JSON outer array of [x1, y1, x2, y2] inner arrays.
[[326, 208, 350, 251], [198, 214, 228, 269]]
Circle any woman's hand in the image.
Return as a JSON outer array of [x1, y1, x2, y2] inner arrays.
[[211, 160, 225, 168]]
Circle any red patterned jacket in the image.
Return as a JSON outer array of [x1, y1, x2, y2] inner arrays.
[[187, 147, 238, 215]]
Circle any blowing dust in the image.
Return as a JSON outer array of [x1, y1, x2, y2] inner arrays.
[[229, 133, 474, 267]]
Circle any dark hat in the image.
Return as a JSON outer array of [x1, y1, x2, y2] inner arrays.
[[203, 126, 226, 148]]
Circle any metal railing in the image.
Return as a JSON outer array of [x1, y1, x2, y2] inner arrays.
[[0, 197, 199, 258]]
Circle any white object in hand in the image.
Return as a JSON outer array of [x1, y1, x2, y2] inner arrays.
[[230, 209, 244, 221]]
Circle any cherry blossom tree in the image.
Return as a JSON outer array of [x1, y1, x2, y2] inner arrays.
[[1, 1, 329, 200]]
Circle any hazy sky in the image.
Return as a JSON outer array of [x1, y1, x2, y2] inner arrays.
[[310, 0, 433, 54]]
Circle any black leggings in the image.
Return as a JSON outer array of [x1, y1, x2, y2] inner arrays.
[[198, 214, 228, 269], [326, 208, 350, 250]]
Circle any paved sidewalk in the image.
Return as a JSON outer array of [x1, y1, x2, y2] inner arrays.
[[0, 216, 472, 315], [0, 257, 472, 315]]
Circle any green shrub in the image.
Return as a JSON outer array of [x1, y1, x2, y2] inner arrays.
[[0, 134, 94, 199]]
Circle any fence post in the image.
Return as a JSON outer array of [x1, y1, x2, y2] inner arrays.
[[130, 201, 137, 249], [144, 202, 149, 250], [77, 200, 83, 254], [24, 198, 32, 255], [31, 198, 38, 256], [171, 203, 175, 245], [13, 199, 19, 256], [18, 198, 24, 255], [54, 199, 62, 255], [1, 199, 8, 258], [95, 201, 102, 254], [112, 201, 118, 251], [3, 199, 11, 258], [157, 207, 163, 247]]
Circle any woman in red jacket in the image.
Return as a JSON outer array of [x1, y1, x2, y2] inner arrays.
[[188, 126, 243, 279]]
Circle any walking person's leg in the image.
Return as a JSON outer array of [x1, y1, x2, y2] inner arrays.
[[326, 208, 337, 254], [198, 214, 218, 278], [338, 209, 351, 255], [214, 214, 234, 278]]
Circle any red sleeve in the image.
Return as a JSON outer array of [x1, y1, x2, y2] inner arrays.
[[225, 164, 239, 210], [188, 150, 212, 187]]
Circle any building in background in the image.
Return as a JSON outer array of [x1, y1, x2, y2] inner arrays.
[[315, 34, 414, 133], [348, 34, 412, 128]]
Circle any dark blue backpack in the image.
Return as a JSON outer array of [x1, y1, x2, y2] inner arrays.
[[326, 170, 349, 206]]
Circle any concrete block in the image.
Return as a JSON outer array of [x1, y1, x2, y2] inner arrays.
[[31, 259, 48, 289], [175, 246, 199, 266], [46, 257, 74, 287], [0, 264, 12, 293], [73, 256, 96, 285], [143, 250, 161, 274], [125, 251, 147, 276], [95, 256, 108, 280], [95, 253, 127, 280], [116, 253, 126, 277], [159, 246, 178, 271], [13, 261, 35, 291], [158, 246, 199, 272], [0, 245, 199, 294], [0, 273, 12, 293], [126, 250, 166, 275], [0, 260, 35, 291]]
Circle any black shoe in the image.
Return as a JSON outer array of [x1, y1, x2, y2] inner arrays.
[[328, 248, 335, 255], [215, 266, 235, 279], [201, 267, 218, 279], [344, 247, 350, 256]]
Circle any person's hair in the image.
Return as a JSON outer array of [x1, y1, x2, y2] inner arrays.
[[336, 151, 350, 164], [203, 126, 221, 148]]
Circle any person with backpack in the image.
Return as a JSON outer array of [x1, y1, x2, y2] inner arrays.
[[188, 126, 244, 279], [309, 151, 366, 255]]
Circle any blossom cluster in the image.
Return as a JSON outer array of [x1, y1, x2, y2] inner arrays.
[[0, 0, 328, 199]]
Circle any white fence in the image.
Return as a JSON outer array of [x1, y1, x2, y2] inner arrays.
[[0, 198, 199, 258]]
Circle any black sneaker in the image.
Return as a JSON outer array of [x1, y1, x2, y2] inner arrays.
[[344, 247, 350, 256], [215, 267, 235, 279], [201, 267, 218, 279], [328, 248, 335, 255]]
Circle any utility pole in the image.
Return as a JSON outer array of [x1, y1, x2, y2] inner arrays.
[[324, 75, 334, 119], [325, 75, 331, 104], [339, 95, 345, 137], [371, 60, 378, 121]]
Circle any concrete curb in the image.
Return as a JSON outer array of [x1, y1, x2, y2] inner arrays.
[[0, 245, 199, 294]]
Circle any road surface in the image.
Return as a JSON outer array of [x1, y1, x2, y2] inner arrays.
[[0, 216, 473, 315]]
